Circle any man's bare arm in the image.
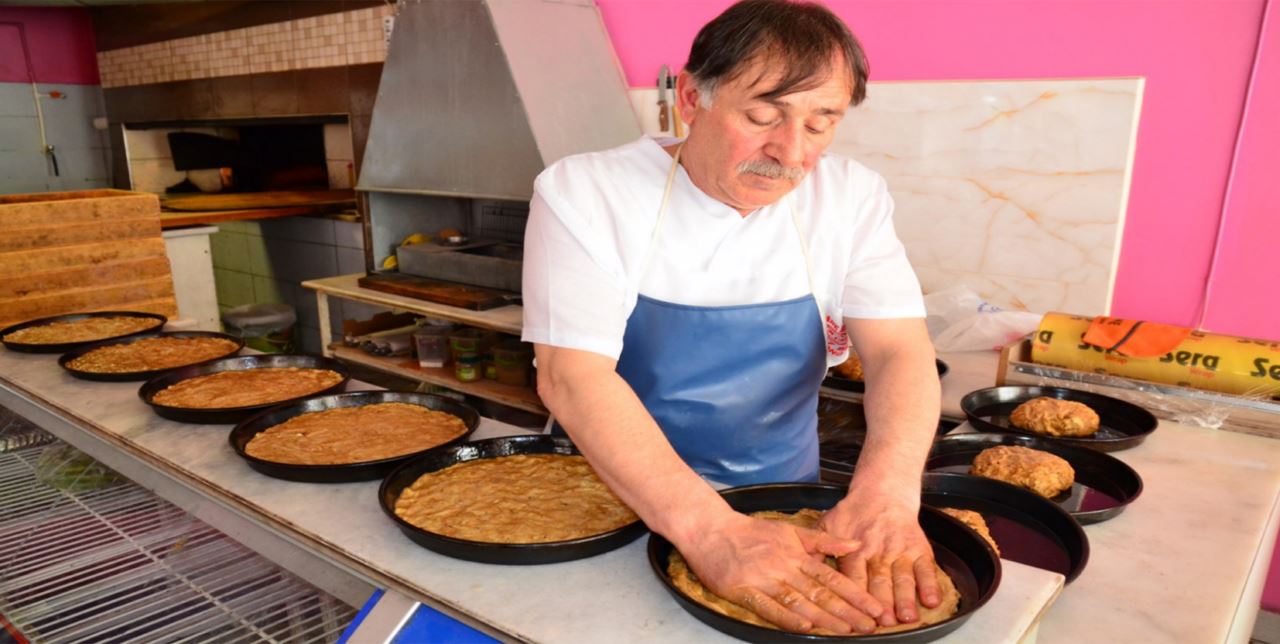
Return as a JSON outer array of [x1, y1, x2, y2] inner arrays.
[[818, 318, 941, 626]]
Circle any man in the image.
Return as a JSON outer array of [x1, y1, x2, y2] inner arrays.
[[522, 0, 941, 635]]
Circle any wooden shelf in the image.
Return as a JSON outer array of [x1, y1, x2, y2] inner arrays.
[[330, 344, 545, 414], [303, 273, 522, 335]]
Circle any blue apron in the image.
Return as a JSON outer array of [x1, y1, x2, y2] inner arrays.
[[614, 144, 829, 486]]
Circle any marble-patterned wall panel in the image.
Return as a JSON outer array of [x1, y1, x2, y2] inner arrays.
[[831, 79, 1142, 315], [629, 78, 1143, 315]]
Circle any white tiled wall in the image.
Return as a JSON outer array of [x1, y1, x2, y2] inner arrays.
[[0, 83, 111, 194], [323, 123, 354, 189], [96, 6, 394, 89], [211, 217, 371, 355]]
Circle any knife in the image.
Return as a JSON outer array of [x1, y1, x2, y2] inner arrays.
[[657, 65, 671, 132]]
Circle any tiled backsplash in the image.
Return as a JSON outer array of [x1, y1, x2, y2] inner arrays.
[[97, 5, 393, 89], [212, 217, 369, 355], [630, 78, 1143, 316], [323, 123, 355, 189], [0, 83, 111, 194]]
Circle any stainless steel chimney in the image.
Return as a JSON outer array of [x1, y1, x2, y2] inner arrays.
[[357, 0, 642, 201]]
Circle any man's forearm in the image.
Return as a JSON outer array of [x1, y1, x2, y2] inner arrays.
[[536, 348, 733, 549], [849, 337, 940, 501]]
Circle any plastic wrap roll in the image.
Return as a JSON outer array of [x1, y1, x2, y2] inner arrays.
[[1031, 312, 1280, 399]]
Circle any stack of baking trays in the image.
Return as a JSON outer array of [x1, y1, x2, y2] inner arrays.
[[2, 309, 1155, 642], [819, 360, 1158, 615]]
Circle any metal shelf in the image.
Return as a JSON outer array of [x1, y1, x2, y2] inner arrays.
[[0, 418, 356, 643]]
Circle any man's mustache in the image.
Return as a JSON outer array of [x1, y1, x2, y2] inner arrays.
[[736, 159, 804, 181]]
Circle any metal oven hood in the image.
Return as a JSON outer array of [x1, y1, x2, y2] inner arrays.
[[357, 0, 641, 201]]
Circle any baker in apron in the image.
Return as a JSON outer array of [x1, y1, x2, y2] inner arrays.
[[522, 0, 942, 635]]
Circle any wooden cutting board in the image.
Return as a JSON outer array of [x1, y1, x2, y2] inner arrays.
[[357, 272, 515, 311], [161, 190, 356, 212]]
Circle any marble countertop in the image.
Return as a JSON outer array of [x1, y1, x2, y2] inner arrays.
[[0, 349, 1059, 643], [937, 350, 1280, 643]]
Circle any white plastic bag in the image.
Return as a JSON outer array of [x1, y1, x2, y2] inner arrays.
[[924, 286, 1042, 352]]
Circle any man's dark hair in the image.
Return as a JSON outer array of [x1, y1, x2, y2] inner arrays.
[[684, 0, 870, 106]]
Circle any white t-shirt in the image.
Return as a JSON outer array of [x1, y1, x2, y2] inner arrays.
[[522, 136, 924, 365]]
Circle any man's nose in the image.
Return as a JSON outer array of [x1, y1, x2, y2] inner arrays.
[[765, 122, 806, 169]]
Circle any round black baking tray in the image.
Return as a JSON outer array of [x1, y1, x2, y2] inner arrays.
[[379, 435, 647, 564], [960, 385, 1157, 451], [229, 391, 479, 483], [58, 331, 244, 382], [1, 311, 167, 354], [647, 483, 1000, 643], [138, 354, 349, 424], [927, 433, 1143, 524], [824, 359, 950, 394], [921, 472, 1089, 583]]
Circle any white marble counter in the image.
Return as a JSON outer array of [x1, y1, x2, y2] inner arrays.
[[931, 350, 1280, 643], [0, 349, 1058, 643]]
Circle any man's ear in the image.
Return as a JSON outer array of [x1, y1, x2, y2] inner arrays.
[[674, 72, 703, 125]]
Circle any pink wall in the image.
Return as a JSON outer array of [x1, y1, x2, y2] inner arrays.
[[1201, 1, 1280, 342], [596, 0, 1268, 335], [0, 7, 99, 85]]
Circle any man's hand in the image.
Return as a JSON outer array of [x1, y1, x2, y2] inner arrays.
[[818, 490, 939, 628], [680, 511, 884, 634]]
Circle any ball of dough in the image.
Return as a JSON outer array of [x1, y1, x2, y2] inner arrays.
[[1009, 397, 1100, 437], [971, 445, 1075, 498]]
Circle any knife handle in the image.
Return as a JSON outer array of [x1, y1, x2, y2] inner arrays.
[[657, 100, 670, 132]]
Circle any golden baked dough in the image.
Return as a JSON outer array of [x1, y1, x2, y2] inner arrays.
[[67, 336, 239, 373], [667, 509, 960, 635], [939, 508, 999, 556], [1009, 397, 1100, 437], [151, 367, 343, 409], [831, 352, 864, 381], [394, 454, 638, 543], [245, 402, 467, 464], [4, 316, 162, 344], [971, 445, 1075, 498]]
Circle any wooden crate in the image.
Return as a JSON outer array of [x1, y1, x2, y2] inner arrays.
[[0, 189, 177, 329], [998, 335, 1280, 439]]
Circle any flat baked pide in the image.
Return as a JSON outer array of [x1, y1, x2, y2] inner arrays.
[[1009, 397, 1100, 437], [970, 445, 1075, 498], [245, 402, 467, 465], [4, 316, 162, 345], [151, 368, 343, 409], [67, 336, 239, 373], [393, 454, 637, 543], [667, 508, 960, 634], [939, 508, 999, 556]]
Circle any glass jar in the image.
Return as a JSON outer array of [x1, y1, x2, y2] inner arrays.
[[492, 339, 534, 387], [454, 353, 481, 382], [449, 328, 499, 362]]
